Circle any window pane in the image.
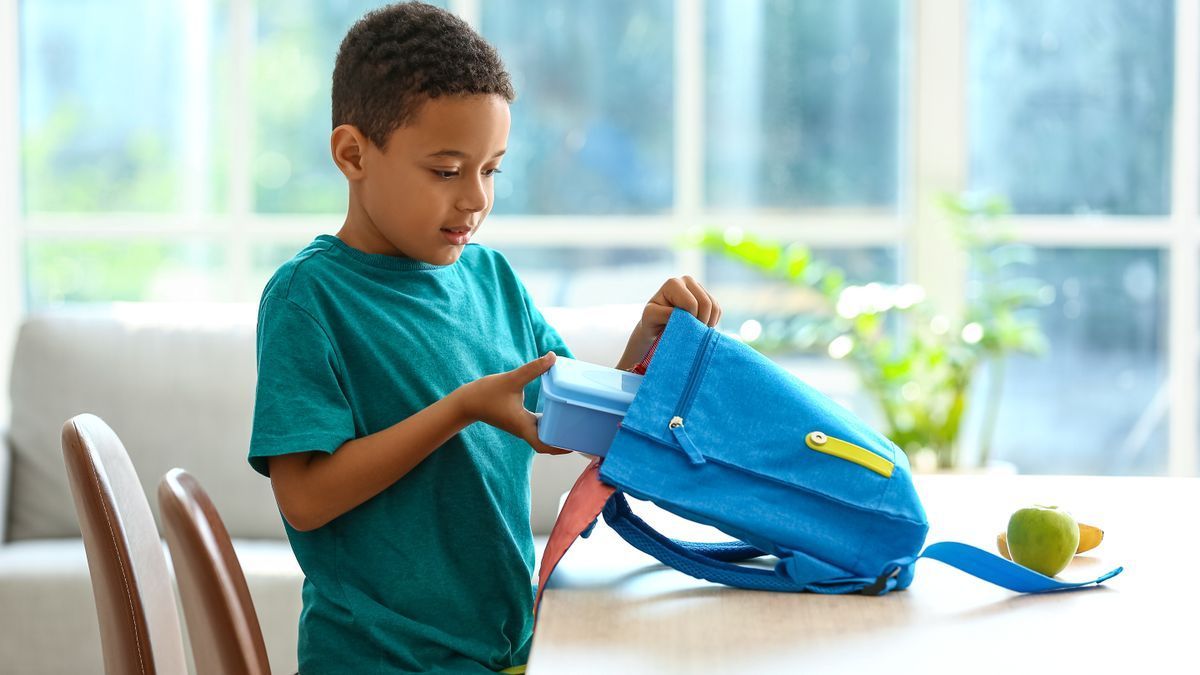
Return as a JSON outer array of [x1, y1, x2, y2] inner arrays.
[[482, 1, 674, 215], [705, 0, 903, 210], [706, 246, 898, 336], [498, 247, 676, 308], [705, 246, 899, 425], [978, 249, 1167, 474], [26, 239, 226, 307], [252, 1, 446, 213], [968, 1, 1174, 215], [20, 0, 229, 213]]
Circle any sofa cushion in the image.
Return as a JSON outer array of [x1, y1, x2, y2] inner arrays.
[[0, 537, 304, 675], [7, 304, 283, 540]]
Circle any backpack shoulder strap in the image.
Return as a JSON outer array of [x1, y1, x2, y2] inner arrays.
[[604, 492, 892, 594]]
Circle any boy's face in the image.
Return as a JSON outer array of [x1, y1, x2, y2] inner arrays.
[[336, 94, 511, 265]]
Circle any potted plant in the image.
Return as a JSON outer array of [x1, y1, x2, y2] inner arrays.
[[694, 194, 1049, 471]]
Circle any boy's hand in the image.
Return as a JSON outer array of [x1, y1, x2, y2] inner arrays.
[[456, 352, 571, 455], [617, 276, 722, 371]]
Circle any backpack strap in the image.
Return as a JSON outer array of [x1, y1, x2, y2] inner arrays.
[[539, 467, 1123, 605], [602, 492, 806, 591], [857, 541, 1124, 596], [604, 492, 886, 593], [535, 458, 616, 614], [606, 494, 1124, 596], [603, 493, 769, 561]]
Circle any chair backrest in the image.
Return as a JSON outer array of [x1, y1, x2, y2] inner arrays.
[[158, 468, 270, 675], [60, 413, 188, 675]]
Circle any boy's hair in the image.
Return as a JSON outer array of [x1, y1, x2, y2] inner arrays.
[[332, 2, 515, 149]]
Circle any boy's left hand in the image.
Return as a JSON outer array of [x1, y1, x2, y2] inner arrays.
[[616, 276, 721, 371]]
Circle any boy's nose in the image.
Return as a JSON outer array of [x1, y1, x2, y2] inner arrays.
[[455, 175, 489, 213]]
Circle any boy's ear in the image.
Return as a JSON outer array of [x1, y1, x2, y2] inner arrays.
[[331, 124, 369, 179]]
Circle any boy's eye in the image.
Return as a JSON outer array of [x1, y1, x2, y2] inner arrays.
[[483, 168, 503, 177], [434, 169, 459, 179]]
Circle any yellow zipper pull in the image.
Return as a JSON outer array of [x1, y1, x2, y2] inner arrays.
[[806, 431, 894, 478]]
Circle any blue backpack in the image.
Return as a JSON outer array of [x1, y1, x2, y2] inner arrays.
[[536, 309, 1122, 607]]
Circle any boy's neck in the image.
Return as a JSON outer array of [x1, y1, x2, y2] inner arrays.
[[336, 201, 404, 257]]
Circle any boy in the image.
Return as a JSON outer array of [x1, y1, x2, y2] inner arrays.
[[249, 3, 722, 673]]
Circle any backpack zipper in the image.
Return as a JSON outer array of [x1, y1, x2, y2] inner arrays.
[[666, 327, 718, 465], [675, 327, 717, 420]]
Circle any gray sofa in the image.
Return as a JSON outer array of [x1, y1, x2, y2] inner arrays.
[[0, 302, 636, 674]]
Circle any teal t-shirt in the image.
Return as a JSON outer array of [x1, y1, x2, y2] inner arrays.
[[248, 235, 573, 674]]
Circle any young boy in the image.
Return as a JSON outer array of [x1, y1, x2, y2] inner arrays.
[[249, 3, 722, 673]]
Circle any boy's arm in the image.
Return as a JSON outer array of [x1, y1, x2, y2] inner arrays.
[[616, 276, 723, 371], [269, 352, 566, 532]]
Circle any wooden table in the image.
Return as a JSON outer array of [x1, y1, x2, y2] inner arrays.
[[528, 474, 1195, 674]]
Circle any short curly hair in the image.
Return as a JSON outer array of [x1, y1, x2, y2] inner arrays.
[[331, 2, 515, 149]]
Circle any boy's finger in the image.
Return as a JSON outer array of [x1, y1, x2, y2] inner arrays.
[[523, 411, 571, 455], [640, 303, 674, 330], [512, 351, 556, 383], [681, 275, 713, 325], [655, 277, 700, 316]]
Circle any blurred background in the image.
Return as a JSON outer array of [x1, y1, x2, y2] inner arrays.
[[2, 0, 1196, 477]]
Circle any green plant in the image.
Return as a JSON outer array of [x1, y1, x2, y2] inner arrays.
[[694, 194, 1049, 469]]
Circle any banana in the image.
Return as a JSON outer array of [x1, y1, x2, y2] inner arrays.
[[995, 522, 1103, 560], [1076, 523, 1104, 554]]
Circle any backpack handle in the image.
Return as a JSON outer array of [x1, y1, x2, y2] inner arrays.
[[904, 541, 1123, 594]]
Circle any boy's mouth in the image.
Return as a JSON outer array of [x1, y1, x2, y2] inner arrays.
[[440, 226, 473, 246]]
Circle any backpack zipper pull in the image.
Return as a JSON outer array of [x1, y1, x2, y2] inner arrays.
[[668, 417, 707, 465], [806, 430, 894, 478]]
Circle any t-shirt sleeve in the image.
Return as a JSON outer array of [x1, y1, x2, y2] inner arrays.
[[504, 261, 573, 413], [248, 295, 355, 477], [524, 292, 574, 361]]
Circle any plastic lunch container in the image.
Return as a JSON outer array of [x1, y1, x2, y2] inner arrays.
[[536, 357, 644, 456]]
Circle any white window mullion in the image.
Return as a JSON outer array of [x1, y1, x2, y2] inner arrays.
[[1, 0, 21, 426], [1168, 0, 1199, 476], [227, 0, 255, 301], [181, 0, 213, 216], [909, 0, 967, 318], [1005, 217, 1175, 246], [675, 0, 705, 282]]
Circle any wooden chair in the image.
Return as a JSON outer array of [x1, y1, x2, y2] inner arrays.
[[61, 413, 188, 675], [157, 467, 271, 675]]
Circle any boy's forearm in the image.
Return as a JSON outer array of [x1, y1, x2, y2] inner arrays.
[[273, 388, 472, 531]]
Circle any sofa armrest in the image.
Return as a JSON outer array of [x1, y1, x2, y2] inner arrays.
[[0, 425, 9, 543]]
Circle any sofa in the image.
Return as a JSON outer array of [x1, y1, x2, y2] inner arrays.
[[0, 301, 640, 675]]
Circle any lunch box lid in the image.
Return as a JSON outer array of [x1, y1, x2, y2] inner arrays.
[[540, 357, 643, 416]]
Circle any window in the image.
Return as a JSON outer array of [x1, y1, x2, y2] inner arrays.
[[705, 0, 903, 209], [20, 0, 229, 213], [481, 0, 674, 214], [10, 0, 1199, 475], [966, 0, 1176, 474], [975, 248, 1167, 474], [969, 0, 1173, 215]]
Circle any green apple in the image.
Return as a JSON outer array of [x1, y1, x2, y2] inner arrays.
[[1006, 505, 1079, 577]]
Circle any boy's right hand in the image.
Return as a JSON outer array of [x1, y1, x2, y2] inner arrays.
[[456, 352, 571, 455]]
